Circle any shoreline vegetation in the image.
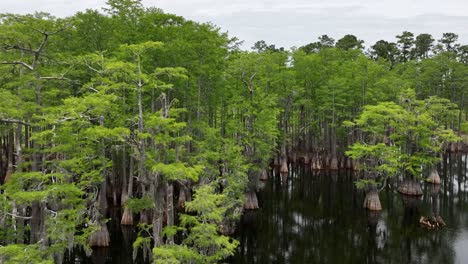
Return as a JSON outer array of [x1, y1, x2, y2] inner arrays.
[[1, 0, 468, 263]]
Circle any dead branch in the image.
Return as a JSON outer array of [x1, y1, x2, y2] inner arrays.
[[0, 61, 33, 70]]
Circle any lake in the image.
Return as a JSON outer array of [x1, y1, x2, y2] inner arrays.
[[231, 153, 468, 264], [68, 154, 468, 264]]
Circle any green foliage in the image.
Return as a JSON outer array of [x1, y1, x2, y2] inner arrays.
[[153, 245, 201, 264], [347, 89, 460, 187], [0, 244, 54, 264], [152, 162, 202, 181], [125, 195, 155, 212], [1, 2, 468, 263], [153, 184, 240, 263]]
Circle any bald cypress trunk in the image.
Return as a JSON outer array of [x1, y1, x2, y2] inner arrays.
[[363, 186, 382, 211], [121, 155, 134, 225], [398, 179, 423, 196], [4, 130, 14, 182], [329, 126, 338, 170], [152, 183, 165, 247], [427, 167, 441, 184], [165, 182, 174, 244], [244, 191, 259, 210], [89, 180, 110, 247]]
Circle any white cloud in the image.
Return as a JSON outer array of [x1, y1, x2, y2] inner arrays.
[[1, 0, 467, 49]]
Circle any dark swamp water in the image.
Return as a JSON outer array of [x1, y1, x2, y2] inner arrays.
[[67, 154, 468, 264]]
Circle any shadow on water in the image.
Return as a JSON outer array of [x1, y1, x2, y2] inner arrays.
[[231, 154, 468, 264]]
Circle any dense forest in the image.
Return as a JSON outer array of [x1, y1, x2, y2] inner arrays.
[[0, 0, 467, 263]]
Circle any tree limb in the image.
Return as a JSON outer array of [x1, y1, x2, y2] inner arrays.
[[39, 76, 72, 81], [0, 118, 30, 126], [1, 212, 32, 220], [0, 61, 33, 70]]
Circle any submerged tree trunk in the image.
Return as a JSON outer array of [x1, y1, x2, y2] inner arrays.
[[243, 191, 259, 210], [329, 126, 339, 170], [121, 156, 134, 225], [280, 157, 288, 173], [363, 186, 382, 211], [88, 222, 110, 248], [398, 179, 423, 196], [259, 168, 268, 181], [89, 181, 110, 247], [427, 167, 441, 184]]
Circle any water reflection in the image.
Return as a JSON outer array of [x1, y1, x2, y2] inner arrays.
[[64, 207, 141, 264], [232, 154, 468, 264]]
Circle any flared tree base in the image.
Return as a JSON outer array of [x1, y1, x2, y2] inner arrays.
[[363, 190, 382, 211], [88, 223, 110, 247]]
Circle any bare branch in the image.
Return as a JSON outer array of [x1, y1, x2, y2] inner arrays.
[[88, 87, 99, 93], [1, 44, 36, 54], [1, 212, 32, 220], [57, 117, 76, 123], [39, 76, 72, 81], [0, 118, 30, 126], [249, 72, 257, 83], [84, 61, 102, 74], [0, 61, 33, 70], [33, 28, 65, 36]]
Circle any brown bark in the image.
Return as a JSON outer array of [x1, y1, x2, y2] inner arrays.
[[259, 168, 268, 181], [14, 124, 23, 173], [111, 151, 118, 207], [329, 119, 338, 170], [363, 187, 382, 211], [120, 148, 127, 206], [345, 157, 353, 169], [88, 223, 110, 247], [303, 153, 310, 165], [273, 156, 280, 167], [89, 180, 110, 247], [4, 130, 14, 182], [449, 142, 457, 153], [280, 172, 288, 183], [177, 186, 187, 209], [219, 219, 236, 235], [165, 182, 174, 244], [398, 180, 423, 196], [121, 156, 134, 225], [243, 191, 259, 210], [427, 167, 441, 184], [152, 184, 165, 247], [288, 152, 297, 164], [329, 156, 339, 170], [30, 202, 47, 245], [280, 157, 288, 173]]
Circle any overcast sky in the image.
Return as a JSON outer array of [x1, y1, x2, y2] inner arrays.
[[2, 0, 468, 50]]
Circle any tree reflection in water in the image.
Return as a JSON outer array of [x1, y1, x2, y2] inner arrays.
[[232, 154, 468, 264]]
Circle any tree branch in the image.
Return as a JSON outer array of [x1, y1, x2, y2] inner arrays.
[[39, 76, 72, 81], [1, 212, 32, 220], [1, 43, 37, 54], [0, 118, 30, 126], [0, 61, 33, 70]]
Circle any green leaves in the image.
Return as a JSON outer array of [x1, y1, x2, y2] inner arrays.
[[152, 162, 202, 181], [0, 244, 54, 264], [347, 89, 460, 186], [153, 184, 239, 263], [121, 41, 163, 56], [125, 195, 155, 212]]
